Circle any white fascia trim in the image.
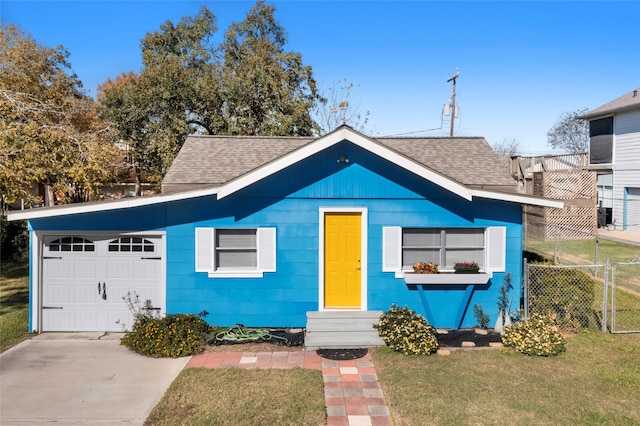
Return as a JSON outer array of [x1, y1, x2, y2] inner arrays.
[[216, 127, 473, 201], [469, 189, 565, 208], [7, 187, 220, 221]]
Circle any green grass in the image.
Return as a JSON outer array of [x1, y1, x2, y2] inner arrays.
[[0, 260, 30, 352], [372, 332, 640, 425], [525, 237, 640, 294], [145, 367, 326, 426]]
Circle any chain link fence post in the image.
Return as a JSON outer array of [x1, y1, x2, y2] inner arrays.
[[602, 257, 609, 332], [523, 257, 529, 319]]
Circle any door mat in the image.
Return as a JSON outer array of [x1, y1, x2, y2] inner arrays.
[[316, 348, 368, 360]]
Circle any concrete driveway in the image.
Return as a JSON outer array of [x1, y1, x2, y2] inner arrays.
[[0, 333, 189, 425]]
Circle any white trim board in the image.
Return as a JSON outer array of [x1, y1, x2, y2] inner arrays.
[[318, 207, 368, 311]]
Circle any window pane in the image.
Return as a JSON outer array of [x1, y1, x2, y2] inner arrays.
[[445, 249, 484, 269], [446, 229, 484, 247], [403, 229, 440, 247], [215, 229, 258, 270], [217, 250, 257, 269], [403, 249, 439, 268], [217, 230, 256, 248], [589, 117, 613, 137], [590, 135, 613, 164]]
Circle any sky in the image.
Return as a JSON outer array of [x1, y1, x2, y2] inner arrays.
[[2, 0, 639, 155]]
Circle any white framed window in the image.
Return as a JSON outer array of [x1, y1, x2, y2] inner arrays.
[[195, 227, 276, 278], [383, 226, 506, 277]]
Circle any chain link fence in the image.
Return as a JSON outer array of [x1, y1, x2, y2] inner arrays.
[[524, 260, 640, 333], [525, 263, 604, 332], [523, 219, 640, 333]]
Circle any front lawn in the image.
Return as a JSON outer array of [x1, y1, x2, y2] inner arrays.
[[372, 332, 640, 425], [0, 261, 30, 352], [145, 367, 326, 426]]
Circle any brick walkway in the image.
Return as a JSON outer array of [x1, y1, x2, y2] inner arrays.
[[187, 350, 393, 426]]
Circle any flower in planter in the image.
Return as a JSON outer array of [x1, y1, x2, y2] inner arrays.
[[412, 261, 439, 274], [454, 261, 480, 273]]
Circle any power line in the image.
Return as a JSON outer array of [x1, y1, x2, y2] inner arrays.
[[382, 127, 443, 137]]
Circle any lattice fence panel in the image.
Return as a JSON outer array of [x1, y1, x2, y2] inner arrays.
[[536, 171, 596, 200], [526, 171, 597, 241]]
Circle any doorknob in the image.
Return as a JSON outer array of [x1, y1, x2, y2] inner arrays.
[[102, 283, 107, 300]]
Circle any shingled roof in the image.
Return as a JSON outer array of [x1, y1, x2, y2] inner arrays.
[[582, 87, 640, 119], [162, 129, 516, 193]]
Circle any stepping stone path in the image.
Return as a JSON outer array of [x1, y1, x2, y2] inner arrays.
[[187, 350, 393, 426]]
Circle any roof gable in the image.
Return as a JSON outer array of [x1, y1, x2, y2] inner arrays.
[[213, 126, 475, 200], [163, 126, 516, 196], [583, 87, 640, 119]]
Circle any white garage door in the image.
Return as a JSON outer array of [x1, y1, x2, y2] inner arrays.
[[42, 235, 164, 332], [627, 188, 640, 232]]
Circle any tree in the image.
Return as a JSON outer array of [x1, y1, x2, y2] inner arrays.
[[492, 138, 519, 171], [220, 1, 320, 136], [547, 108, 589, 153], [97, 72, 160, 196], [0, 24, 118, 207], [315, 79, 370, 135], [98, 2, 322, 193], [99, 6, 221, 191]]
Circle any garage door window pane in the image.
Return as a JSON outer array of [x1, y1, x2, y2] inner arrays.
[[49, 237, 95, 252], [109, 237, 155, 253]]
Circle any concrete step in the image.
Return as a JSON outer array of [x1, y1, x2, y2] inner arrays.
[[305, 311, 385, 350]]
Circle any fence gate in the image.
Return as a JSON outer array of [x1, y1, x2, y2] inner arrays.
[[609, 262, 640, 333]]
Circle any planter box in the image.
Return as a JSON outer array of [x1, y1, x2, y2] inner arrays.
[[454, 269, 480, 274], [403, 272, 492, 285]]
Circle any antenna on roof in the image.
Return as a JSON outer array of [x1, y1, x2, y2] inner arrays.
[[445, 70, 459, 137]]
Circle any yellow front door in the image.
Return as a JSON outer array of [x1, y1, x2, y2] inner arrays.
[[324, 213, 361, 308]]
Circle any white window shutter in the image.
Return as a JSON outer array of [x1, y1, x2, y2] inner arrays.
[[257, 228, 276, 272], [382, 226, 402, 272], [195, 228, 215, 272], [485, 226, 506, 272]]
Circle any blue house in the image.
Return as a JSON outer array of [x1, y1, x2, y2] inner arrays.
[[9, 126, 562, 348]]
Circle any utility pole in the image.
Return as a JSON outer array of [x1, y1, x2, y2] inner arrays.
[[447, 71, 459, 137]]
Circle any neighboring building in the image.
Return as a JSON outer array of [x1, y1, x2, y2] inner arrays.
[[583, 87, 640, 231], [510, 154, 597, 240], [8, 126, 561, 348]]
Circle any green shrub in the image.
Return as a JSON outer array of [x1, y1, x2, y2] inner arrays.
[[1, 216, 28, 262], [473, 303, 490, 329], [502, 313, 566, 356], [529, 267, 599, 331], [121, 314, 213, 358], [373, 304, 438, 355]]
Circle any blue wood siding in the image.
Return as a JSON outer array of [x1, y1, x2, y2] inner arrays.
[[28, 141, 523, 329]]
